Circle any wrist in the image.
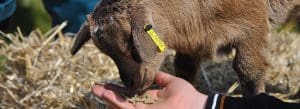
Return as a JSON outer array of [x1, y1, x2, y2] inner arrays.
[[197, 93, 208, 109]]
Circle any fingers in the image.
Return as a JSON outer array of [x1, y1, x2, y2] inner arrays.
[[102, 90, 134, 109], [155, 71, 177, 87], [91, 72, 177, 109], [92, 84, 134, 109], [101, 89, 161, 109], [92, 85, 106, 98]]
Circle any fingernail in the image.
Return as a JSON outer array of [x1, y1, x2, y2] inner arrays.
[[92, 85, 106, 97]]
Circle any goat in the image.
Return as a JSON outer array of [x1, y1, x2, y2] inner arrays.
[[71, 0, 295, 96]]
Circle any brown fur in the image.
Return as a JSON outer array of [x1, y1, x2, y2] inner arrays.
[[267, 0, 295, 28], [71, 0, 296, 96]]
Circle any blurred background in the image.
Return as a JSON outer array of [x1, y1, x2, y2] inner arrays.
[[1, 0, 99, 34], [4, 0, 51, 33]]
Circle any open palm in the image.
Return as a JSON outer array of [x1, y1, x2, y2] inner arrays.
[[92, 71, 208, 109]]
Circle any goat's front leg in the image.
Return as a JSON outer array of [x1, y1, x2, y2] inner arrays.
[[233, 41, 268, 97], [174, 53, 201, 84]]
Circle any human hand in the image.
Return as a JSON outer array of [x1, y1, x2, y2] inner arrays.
[[92, 71, 208, 109]]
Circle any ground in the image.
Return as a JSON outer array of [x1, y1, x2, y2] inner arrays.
[[0, 24, 299, 108]]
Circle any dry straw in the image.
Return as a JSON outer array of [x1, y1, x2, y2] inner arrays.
[[0, 23, 119, 108], [0, 22, 299, 108]]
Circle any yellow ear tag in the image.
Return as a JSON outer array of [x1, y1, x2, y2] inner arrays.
[[144, 24, 166, 52]]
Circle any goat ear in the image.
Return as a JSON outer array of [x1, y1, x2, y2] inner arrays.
[[71, 21, 91, 55], [131, 10, 157, 62]]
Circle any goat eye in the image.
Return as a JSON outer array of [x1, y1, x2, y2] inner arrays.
[[93, 26, 99, 33], [93, 26, 104, 40]]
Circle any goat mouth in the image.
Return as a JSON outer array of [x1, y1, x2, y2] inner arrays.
[[132, 76, 147, 92], [135, 71, 155, 93], [132, 85, 151, 94]]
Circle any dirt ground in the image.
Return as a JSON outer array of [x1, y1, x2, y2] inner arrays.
[[0, 24, 299, 108]]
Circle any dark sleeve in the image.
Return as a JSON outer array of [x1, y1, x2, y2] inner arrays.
[[205, 93, 300, 109], [0, 0, 16, 22]]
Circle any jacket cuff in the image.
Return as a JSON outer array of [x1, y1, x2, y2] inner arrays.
[[205, 94, 226, 109]]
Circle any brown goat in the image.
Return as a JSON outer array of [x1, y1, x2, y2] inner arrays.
[[71, 0, 295, 96]]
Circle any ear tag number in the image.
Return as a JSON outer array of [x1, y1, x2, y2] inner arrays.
[[144, 24, 166, 52]]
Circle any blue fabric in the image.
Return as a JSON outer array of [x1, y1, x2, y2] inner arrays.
[[0, 0, 16, 22], [43, 0, 100, 33]]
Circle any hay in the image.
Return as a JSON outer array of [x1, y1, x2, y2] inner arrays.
[[0, 23, 119, 108], [0, 24, 299, 108]]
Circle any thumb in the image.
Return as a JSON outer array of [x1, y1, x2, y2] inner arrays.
[[155, 71, 177, 87]]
